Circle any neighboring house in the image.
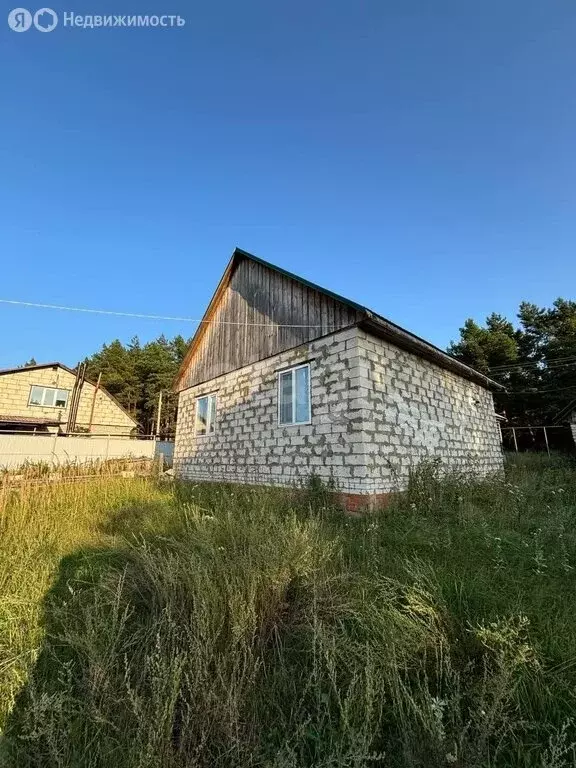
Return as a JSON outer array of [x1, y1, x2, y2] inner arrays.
[[173, 249, 504, 508], [553, 399, 576, 449], [560, 401, 576, 447], [0, 362, 137, 436]]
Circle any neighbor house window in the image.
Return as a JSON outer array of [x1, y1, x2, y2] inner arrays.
[[195, 393, 217, 435], [278, 364, 311, 425], [29, 386, 70, 409]]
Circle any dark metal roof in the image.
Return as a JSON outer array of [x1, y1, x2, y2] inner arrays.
[[0, 414, 62, 426], [230, 248, 504, 391], [0, 362, 67, 377]]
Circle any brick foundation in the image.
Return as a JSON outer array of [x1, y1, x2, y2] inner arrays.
[[337, 491, 394, 513]]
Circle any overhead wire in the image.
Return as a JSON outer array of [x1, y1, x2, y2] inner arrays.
[[488, 355, 576, 374], [501, 384, 576, 395], [490, 363, 576, 381], [3, 298, 576, 390], [0, 298, 336, 329]]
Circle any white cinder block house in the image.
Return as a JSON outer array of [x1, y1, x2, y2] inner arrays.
[[173, 249, 504, 508]]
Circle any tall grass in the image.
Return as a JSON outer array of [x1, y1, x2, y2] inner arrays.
[[0, 473, 170, 733], [1, 454, 576, 767]]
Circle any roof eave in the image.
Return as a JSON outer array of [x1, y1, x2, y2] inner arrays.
[[359, 314, 505, 391], [0, 362, 65, 377], [172, 246, 506, 394], [0, 415, 62, 426]]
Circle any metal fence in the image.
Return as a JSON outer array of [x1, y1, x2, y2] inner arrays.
[[154, 440, 175, 468], [0, 432, 157, 469], [500, 424, 575, 455]]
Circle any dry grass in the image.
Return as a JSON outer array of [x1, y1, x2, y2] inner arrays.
[[0, 455, 576, 767]]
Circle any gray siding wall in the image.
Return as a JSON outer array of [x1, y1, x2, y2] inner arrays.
[[174, 327, 503, 495]]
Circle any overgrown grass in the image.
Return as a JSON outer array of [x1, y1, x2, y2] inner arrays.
[[1, 454, 576, 767], [0, 474, 170, 732]]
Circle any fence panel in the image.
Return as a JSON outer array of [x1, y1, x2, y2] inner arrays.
[[155, 440, 174, 468], [500, 425, 575, 454], [0, 434, 156, 469]]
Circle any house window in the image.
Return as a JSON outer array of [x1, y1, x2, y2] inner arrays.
[[278, 364, 311, 425], [195, 393, 216, 436], [29, 386, 70, 409]]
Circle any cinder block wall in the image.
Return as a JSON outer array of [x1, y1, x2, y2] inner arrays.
[[351, 330, 504, 492], [174, 327, 503, 495], [174, 327, 368, 492], [0, 367, 136, 435]]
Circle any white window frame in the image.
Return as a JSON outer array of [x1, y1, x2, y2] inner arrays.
[[195, 393, 217, 436], [277, 363, 311, 426], [28, 385, 70, 409]]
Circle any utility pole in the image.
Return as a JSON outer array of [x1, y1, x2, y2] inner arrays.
[[88, 372, 102, 433], [68, 361, 86, 434], [155, 391, 163, 439], [543, 426, 550, 457]]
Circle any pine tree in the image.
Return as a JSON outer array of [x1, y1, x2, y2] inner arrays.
[[83, 334, 190, 435], [449, 300, 576, 424]]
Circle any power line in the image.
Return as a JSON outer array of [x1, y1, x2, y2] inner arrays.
[[0, 298, 334, 329], [4, 297, 576, 373], [488, 361, 576, 380], [490, 362, 576, 379], [489, 355, 576, 373], [493, 353, 576, 368], [492, 361, 573, 374], [501, 384, 576, 395], [491, 360, 576, 374]]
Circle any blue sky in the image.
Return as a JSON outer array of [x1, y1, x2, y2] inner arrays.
[[1, 0, 575, 368]]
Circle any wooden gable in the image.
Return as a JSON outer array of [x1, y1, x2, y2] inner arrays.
[[175, 250, 363, 391]]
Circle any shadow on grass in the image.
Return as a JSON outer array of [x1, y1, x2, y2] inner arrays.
[[0, 483, 345, 768], [98, 499, 169, 537], [4, 466, 576, 767], [0, 497, 180, 768], [1, 547, 127, 767]]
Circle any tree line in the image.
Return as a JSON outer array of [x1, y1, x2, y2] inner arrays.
[[22, 297, 574, 435], [82, 335, 189, 436], [449, 299, 576, 425]]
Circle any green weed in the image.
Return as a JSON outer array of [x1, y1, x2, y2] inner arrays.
[[1, 453, 576, 767]]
